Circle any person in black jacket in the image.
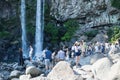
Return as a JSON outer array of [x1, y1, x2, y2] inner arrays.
[[18, 48, 24, 66]]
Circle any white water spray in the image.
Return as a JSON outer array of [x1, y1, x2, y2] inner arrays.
[[35, 0, 44, 59], [21, 0, 28, 58]]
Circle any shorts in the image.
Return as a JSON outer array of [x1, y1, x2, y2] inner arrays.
[[45, 59, 51, 66], [75, 52, 81, 56]]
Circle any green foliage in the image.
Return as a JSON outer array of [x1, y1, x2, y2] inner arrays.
[[110, 26, 120, 42], [44, 19, 79, 43], [45, 22, 59, 43], [26, 24, 35, 36], [0, 0, 80, 45], [107, 26, 120, 43], [44, 2, 79, 42], [26, 0, 36, 37], [0, 31, 10, 38], [0, 17, 19, 30], [0, 17, 19, 39], [107, 28, 113, 42], [84, 30, 98, 40], [111, 0, 120, 9], [61, 20, 79, 41], [44, 3, 53, 21]]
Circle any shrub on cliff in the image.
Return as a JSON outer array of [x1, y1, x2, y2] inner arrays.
[[111, 0, 120, 9]]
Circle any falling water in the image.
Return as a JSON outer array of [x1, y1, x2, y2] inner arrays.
[[21, 0, 28, 58], [41, 0, 44, 46], [35, 0, 44, 59]]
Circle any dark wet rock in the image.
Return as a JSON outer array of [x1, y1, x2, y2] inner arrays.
[[10, 70, 21, 79], [26, 66, 42, 77]]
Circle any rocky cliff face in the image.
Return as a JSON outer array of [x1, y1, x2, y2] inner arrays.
[[0, 0, 120, 62], [0, 0, 18, 19], [0, 0, 21, 62], [51, 0, 120, 28]]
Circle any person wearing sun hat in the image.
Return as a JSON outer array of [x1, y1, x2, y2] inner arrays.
[[74, 41, 81, 67]]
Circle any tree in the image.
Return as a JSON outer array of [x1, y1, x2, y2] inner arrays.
[[111, 0, 120, 9]]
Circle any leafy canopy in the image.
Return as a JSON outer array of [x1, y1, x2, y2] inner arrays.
[[111, 0, 120, 9]]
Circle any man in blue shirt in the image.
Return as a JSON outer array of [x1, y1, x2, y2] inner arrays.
[[43, 47, 52, 72]]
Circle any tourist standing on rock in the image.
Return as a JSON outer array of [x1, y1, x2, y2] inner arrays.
[[18, 48, 24, 66], [87, 43, 93, 55], [71, 43, 75, 58], [43, 47, 52, 71], [51, 48, 58, 66], [57, 47, 65, 61], [29, 45, 33, 61], [108, 43, 116, 54], [115, 42, 119, 50], [105, 42, 110, 54], [65, 47, 70, 61], [81, 40, 87, 57], [101, 43, 105, 54], [94, 42, 101, 54], [74, 41, 81, 67]]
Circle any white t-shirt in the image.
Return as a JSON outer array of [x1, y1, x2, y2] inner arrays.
[[29, 47, 33, 57], [57, 50, 65, 60], [95, 45, 100, 53], [71, 45, 75, 51], [74, 46, 80, 53]]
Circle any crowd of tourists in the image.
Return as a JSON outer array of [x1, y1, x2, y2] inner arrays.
[[18, 40, 120, 73], [40, 40, 120, 72]]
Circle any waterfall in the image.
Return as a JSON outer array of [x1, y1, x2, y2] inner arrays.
[[21, 0, 28, 58], [35, 0, 44, 59], [42, 0, 44, 46]]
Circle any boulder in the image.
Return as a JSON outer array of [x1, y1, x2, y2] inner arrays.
[[69, 59, 76, 67], [108, 52, 120, 63], [78, 35, 88, 41], [47, 61, 76, 80], [80, 56, 91, 66], [92, 57, 112, 80], [108, 47, 119, 55], [24, 60, 34, 68], [19, 74, 31, 80], [0, 77, 4, 80], [32, 61, 45, 68], [30, 76, 48, 80], [91, 34, 108, 43], [75, 75, 84, 80], [12, 63, 24, 70], [0, 71, 10, 80], [86, 78, 94, 80], [73, 66, 86, 75], [81, 65, 92, 72], [90, 53, 104, 64], [81, 72, 93, 79], [73, 65, 92, 74], [26, 66, 41, 77], [73, 65, 93, 79], [11, 78, 19, 80], [10, 70, 21, 79], [104, 61, 120, 80]]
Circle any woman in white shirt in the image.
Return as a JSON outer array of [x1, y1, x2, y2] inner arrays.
[[29, 45, 33, 61], [74, 41, 81, 67]]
